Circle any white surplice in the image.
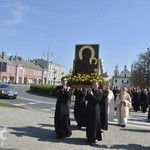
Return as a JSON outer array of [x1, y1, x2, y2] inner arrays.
[[107, 89, 115, 122], [116, 92, 132, 125]]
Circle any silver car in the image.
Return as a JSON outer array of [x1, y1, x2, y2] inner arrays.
[[0, 83, 18, 99]]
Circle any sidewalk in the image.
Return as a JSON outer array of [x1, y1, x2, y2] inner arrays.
[[0, 107, 150, 150]]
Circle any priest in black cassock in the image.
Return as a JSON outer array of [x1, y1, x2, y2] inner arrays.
[[85, 80, 103, 146], [73, 88, 87, 129], [100, 87, 108, 130], [54, 77, 72, 139]]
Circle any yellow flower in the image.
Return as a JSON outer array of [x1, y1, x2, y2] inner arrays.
[[66, 70, 107, 86]]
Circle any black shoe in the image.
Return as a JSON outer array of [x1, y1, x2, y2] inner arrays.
[[87, 140, 96, 146], [90, 142, 96, 146], [77, 124, 81, 129], [66, 133, 71, 137], [121, 124, 126, 127]]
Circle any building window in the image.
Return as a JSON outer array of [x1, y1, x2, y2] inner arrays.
[[115, 73, 117, 76], [122, 80, 124, 83], [125, 74, 126, 77], [127, 80, 128, 83], [115, 80, 117, 83]]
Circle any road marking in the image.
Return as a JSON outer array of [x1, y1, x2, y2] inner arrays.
[[127, 123, 150, 129], [43, 107, 74, 113], [43, 107, 56, 112], [13, 103, 26, 106], [113, 119, 150, 128], [0, 128, 7, 141], [43, 109, 51, 111], [17, 96, 56, 105], [28, 102, 41, 105]]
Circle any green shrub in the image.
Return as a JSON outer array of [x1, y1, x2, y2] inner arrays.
[[30, 84, 57, 96]]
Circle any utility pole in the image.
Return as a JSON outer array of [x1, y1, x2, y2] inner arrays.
[[0, 61, 3, 82], [44, 47, 53, 84]]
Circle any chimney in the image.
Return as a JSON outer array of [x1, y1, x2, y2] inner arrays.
[[18, 57, 22, 61], [9, 56, 13, 61], [2, 52, 5, 59], [35, 61, 38, 66]]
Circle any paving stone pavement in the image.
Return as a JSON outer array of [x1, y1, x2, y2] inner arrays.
[[0, 107, 149, 150]]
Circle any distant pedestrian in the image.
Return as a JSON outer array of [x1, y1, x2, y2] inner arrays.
[[132, 88, 140, 112], [85, 80, 103, 146], [116, 86, 132, 127], [139, 89, 148, 113], [54, 76, 72, 139]]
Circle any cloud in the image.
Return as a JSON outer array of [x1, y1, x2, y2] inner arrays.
[[2, 2, 27, 25]]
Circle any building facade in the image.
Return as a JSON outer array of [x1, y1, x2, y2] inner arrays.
[[0, 52, 66, 85], [110, 65, 131, 88], [34, 59, 66, 85]]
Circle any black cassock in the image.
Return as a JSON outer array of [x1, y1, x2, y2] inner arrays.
[[147, 93, 150, 119], [100, 90, 108, 130], [73, 88, 87, 128], [139, 91, 148, 113], [54, 86, 72, 138], [85, 89, 103, 143]]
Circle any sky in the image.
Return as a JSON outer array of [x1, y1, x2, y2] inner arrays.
[[0, 0, 150, 78]]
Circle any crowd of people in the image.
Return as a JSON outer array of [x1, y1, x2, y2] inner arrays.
[[113, 86, 150, 117], [54, 76, 150, 146]]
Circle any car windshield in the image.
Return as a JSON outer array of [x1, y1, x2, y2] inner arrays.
[[0, 84, 12, 89]]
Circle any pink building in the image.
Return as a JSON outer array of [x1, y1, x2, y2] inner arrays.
[[0, 52, 43, 84]]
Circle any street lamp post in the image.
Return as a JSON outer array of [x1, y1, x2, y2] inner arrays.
[[43, 47, 53, 84], [53, 69, 57, 85], [0, 61, 3, 82]]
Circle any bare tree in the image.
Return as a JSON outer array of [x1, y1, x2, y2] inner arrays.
[[131, 48, 150, 90]]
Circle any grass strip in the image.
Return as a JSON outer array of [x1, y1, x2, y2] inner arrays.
[[0, 102, 16, 108]]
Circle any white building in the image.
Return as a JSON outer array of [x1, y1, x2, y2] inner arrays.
[[110, 65, 131, 88], [35, 59, 66, 85]]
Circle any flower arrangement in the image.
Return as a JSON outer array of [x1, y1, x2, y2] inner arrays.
[[66, 69, 107, 88]]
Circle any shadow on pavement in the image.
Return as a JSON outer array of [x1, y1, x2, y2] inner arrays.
[[129, 118, 148, 122], [6, 125, 150, 149], [8, 125, 87, 146], [38, 123, 54, 128], [121, 128, 150, 133], [8, 126, 55, 142], [0, 148, 19, 150], [106, 144, 150, 150]]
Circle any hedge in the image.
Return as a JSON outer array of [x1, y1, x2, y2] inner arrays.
[[30, 84, 57, 96]]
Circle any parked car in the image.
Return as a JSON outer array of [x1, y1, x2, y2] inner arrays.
[[0, 83, 18, 99]]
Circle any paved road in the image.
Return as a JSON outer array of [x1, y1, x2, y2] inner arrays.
[[0, 85, 57, 112], [0, 85, 149, 128], [0, 107, 150, 150], [0, 85, 150, 150]]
